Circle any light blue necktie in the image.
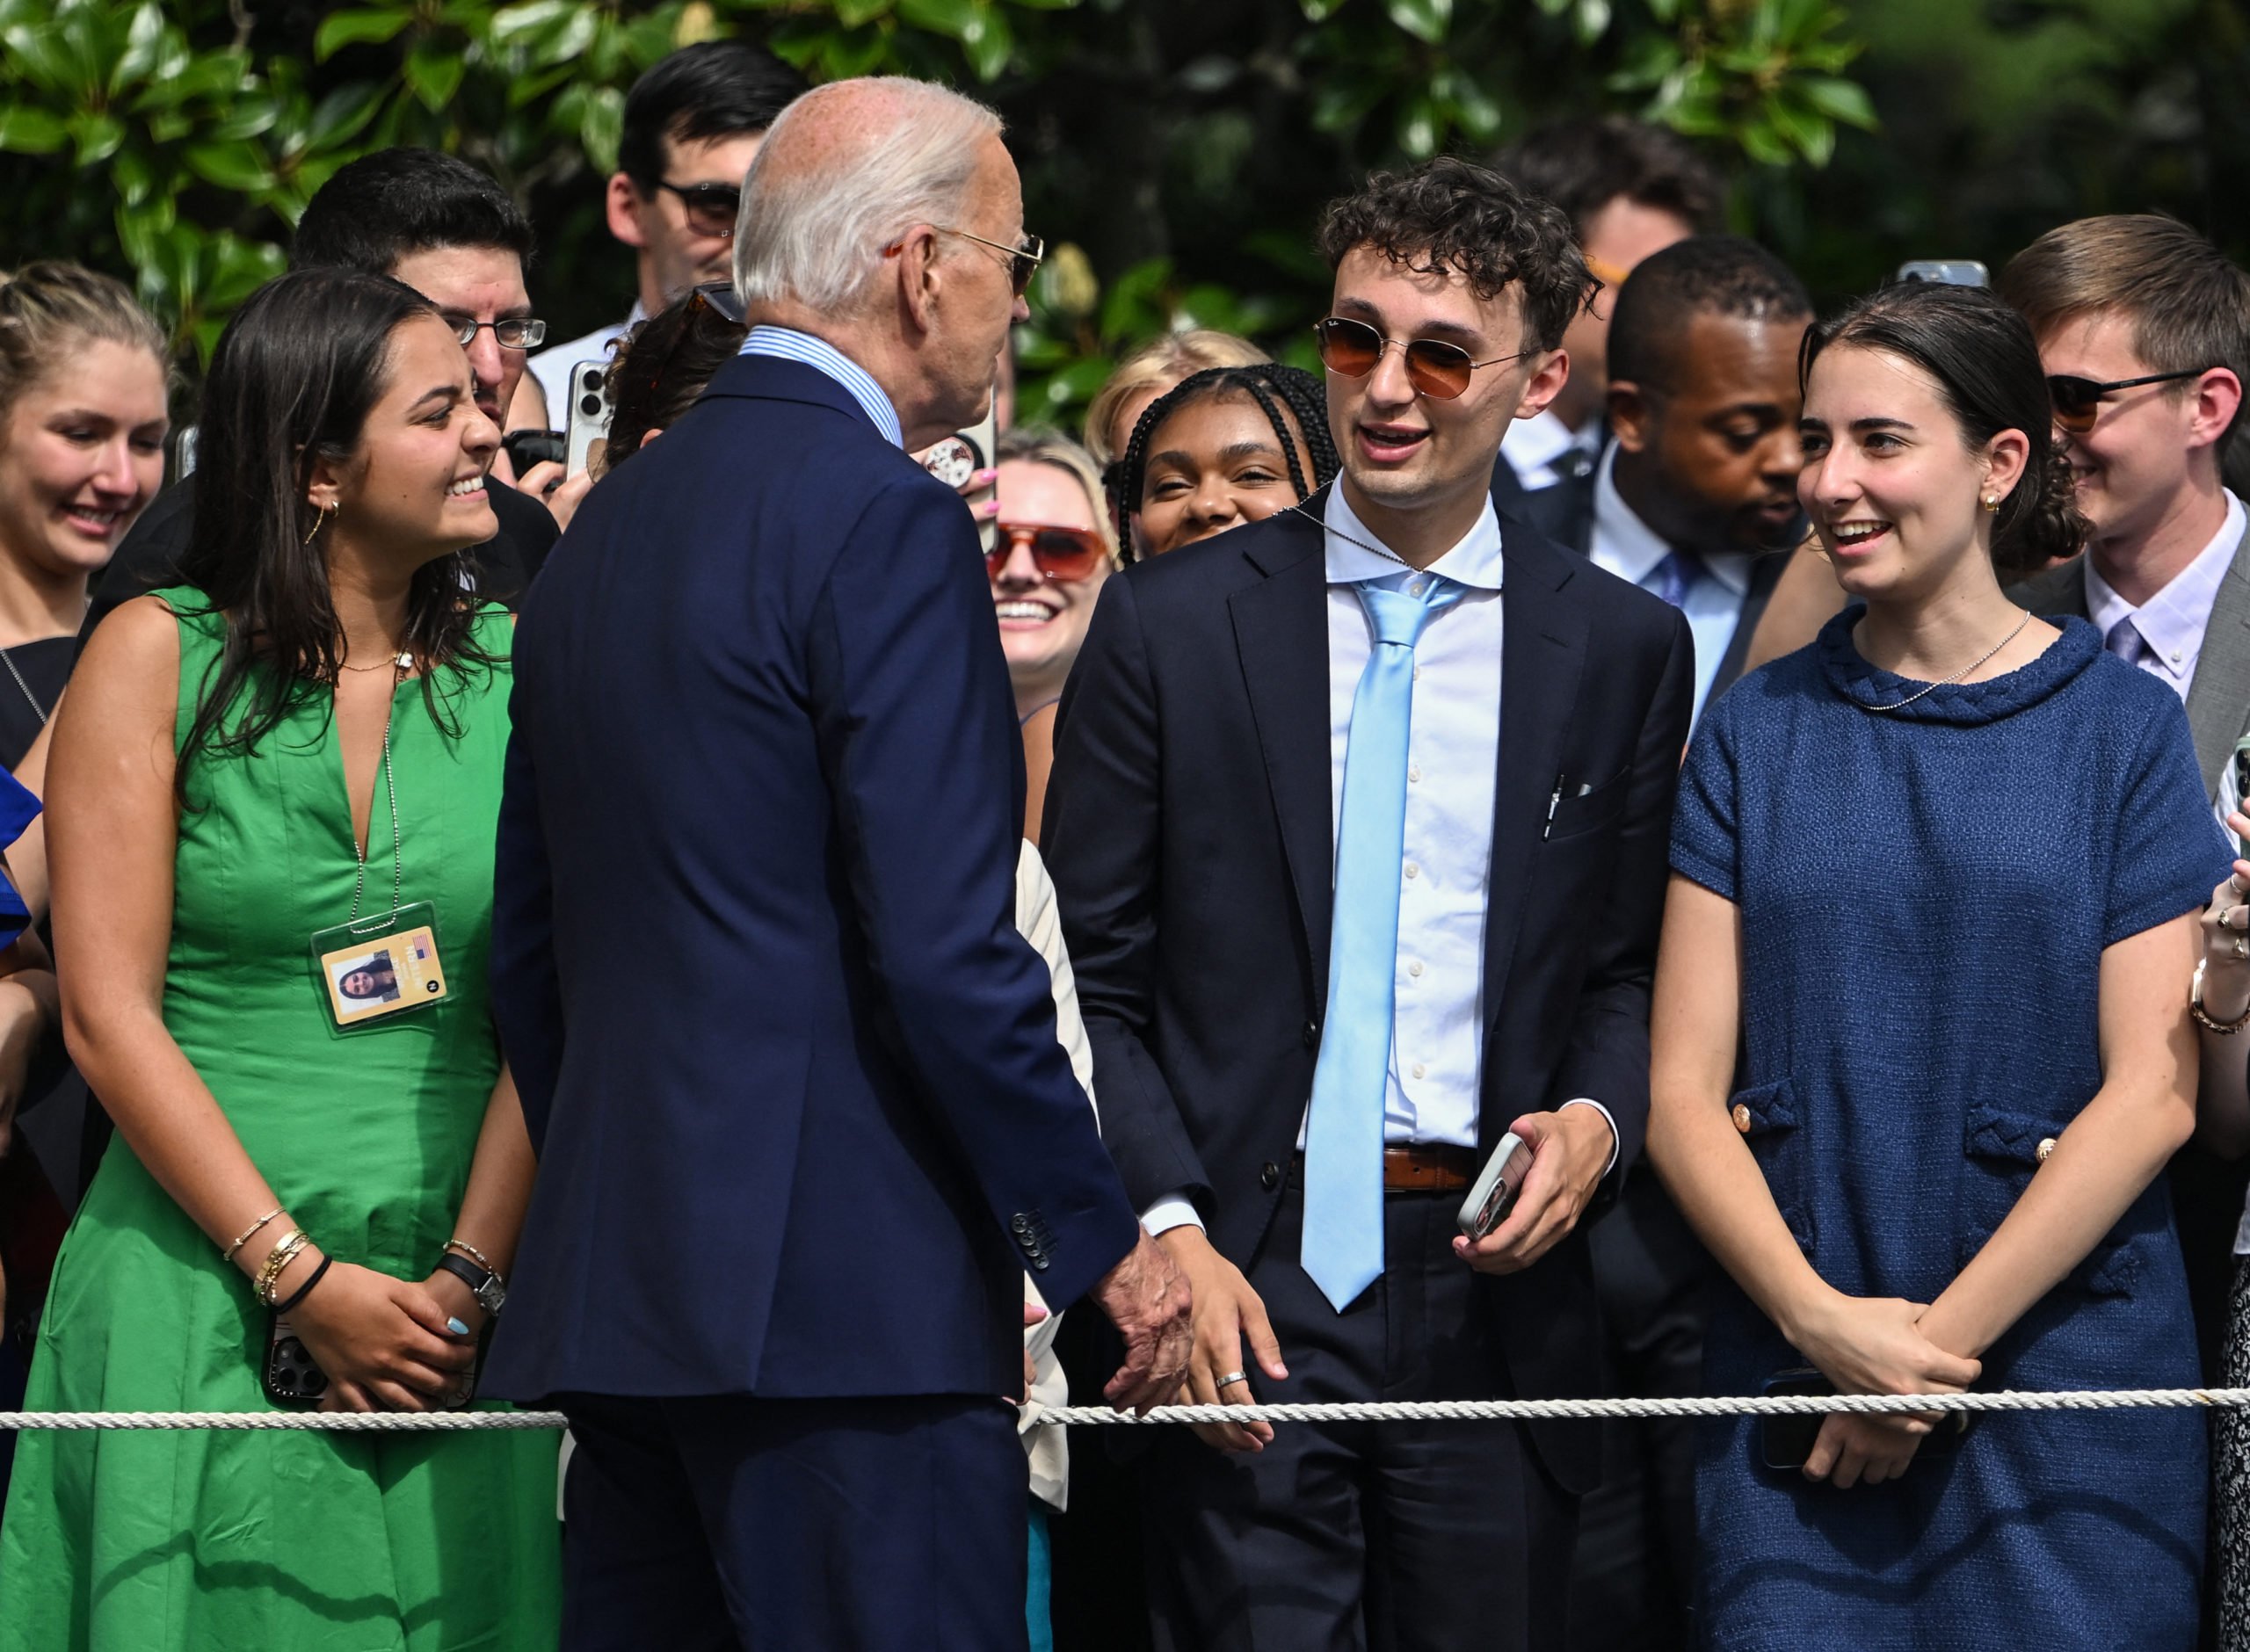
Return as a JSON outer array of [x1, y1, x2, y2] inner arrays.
[[1650, 547, 1704, 611], [1302, 575, 1462, 1312]]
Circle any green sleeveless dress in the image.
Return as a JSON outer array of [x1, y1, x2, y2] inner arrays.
[[0, 592, 561, 1650]]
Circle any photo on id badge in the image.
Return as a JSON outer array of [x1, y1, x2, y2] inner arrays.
[[317, 913, 446, 1028]]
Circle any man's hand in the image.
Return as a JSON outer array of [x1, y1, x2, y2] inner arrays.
[[1089, 1227, 1193, 1415], [1158, 1226, 1288, 1453], [1452, 1106, 1613, 1275], [514, 461, 598, 533]]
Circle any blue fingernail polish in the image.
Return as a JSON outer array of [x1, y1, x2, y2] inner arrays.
[[446, 1317, 469, 1337]]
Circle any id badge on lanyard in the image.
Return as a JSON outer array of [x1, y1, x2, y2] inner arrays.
[[310, 690, 446, 1030], [311, 902, 447, 1028]]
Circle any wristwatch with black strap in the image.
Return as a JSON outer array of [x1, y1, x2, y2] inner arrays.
[[434, 1250, 507, 1316]]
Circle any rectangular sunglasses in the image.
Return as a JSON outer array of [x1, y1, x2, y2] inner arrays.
[[2046, 366, 2217, 434], [656, 178, 741, 240]]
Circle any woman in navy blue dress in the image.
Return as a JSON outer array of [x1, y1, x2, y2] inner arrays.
[[1648, 282, 2228, 1649]]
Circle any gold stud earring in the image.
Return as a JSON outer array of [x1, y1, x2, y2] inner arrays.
[[1980, 493, 2000, 514]]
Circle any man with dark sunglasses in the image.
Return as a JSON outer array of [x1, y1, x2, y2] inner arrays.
[[2002, 214, 2250, 1448], [1046, 156, 1692, 1652], [528, 40, 806, 420], [2004, 216, 2250, 799]]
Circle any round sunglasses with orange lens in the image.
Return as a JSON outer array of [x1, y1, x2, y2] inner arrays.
[[987, 523, 1110, 583], [1313, 315, 1528, 401]]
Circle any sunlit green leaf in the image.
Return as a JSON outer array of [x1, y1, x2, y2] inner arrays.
[[1796, 74, 1876, 130], [1383, 0, 1449, 47], [184, 138, 274, 192], [68, 110, 125, 163], [0, 107, 69, 155], [404, 44, 467, 112], [315, 7, 415, 61]]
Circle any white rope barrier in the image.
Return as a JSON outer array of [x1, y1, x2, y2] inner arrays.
[[6, 1388, 2250, 1431]]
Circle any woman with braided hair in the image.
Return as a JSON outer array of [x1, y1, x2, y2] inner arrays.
[[1111, 363, 1339, 557]]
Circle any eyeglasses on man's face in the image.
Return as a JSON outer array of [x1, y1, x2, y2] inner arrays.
[[1313, 315, 1527, 401], [446, 316, 548, 351], [2045, 366, 2220, 435], [937, 228, 1045, 297], [655, 178, 743, 240]]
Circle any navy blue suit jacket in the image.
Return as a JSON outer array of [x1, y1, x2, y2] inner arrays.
[[1041, 495, 1691, 1489], [484, 352, 1141, 1402]]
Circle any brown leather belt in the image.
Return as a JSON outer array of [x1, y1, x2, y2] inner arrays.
[[1381, 1143, 1478, 1192]]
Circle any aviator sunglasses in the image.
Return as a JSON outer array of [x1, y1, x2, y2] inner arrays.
[[2046, 366, 2219, 435], [989, 522, 1110, 583], [1313, 315, 1527, 400]]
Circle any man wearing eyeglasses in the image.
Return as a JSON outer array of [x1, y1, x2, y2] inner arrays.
[[2004, 217, 2250, 797], [2002, 216, 2250, 1428], [84, 148, 561, 641], [1487, 118, 1721, 533], [1045, 157, 1693, 1652], [526, 40, 806, 424]]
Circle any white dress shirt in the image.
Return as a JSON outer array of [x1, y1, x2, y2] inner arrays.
[[2087, 489, 2246, 699], [1587, 443, 1753, 727], [1500, 407, 1602, 491], [1142, 489, 1615, 1235]]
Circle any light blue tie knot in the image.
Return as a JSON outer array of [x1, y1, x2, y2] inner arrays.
[[1301, 573, 1462, 1313]]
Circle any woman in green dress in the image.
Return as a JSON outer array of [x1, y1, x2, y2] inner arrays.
[[0, 267, 562, 1648]]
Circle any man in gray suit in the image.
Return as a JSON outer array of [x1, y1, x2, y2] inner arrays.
[[2001, 214, 2250, 1390], [2001, 215, 2250, 795]]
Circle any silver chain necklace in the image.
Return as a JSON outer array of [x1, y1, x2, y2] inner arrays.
[[1287, 503, 1417, 572], [1858, 608, 2033, 714], [0, 644, 48, 726], [346, 683, 404, 924]]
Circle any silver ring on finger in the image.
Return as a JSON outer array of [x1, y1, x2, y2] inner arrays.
[[1216, 1371, 1248, 1388]]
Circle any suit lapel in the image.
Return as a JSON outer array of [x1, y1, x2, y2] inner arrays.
[[1483, 529, 1588, 1028], [1709, 550, 1787, 699], [2185, 525, 2250, 795], [1230, 511, 1337, 998]]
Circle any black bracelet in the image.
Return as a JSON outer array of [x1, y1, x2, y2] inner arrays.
[[272, 1254, 332, 1316]]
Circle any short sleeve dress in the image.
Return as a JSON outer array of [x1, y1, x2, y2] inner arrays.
[[1673, 610, 2228, 1651], [0, 593, 561, 1650]]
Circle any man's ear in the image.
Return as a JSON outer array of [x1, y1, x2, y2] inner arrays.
[[2187, 367, 2244, 455], [1608, 380, 1655, 454], [606, 173, 650, 251], [1513, 347, 1570, 421], [889, 225, 944, 339]]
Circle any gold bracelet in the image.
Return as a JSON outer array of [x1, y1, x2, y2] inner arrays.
[[221, 1206, 284, 1265], [2193, 960, 2250, 1035], [444, 1237, 496, 1276], [254, 1229, 309, 1307]]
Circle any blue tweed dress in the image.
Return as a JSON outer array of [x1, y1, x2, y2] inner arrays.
[[1672, 610, 2229, 1652]]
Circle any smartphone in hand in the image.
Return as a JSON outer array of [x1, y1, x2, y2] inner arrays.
[[1457, 1132, 1534, 1241]]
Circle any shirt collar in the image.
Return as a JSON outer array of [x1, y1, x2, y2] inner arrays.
[[1322, 483, 1503, 591], [1590, 443, 1752, 595], [737, 325, 905, 449], [1500, 406, 1595, 472], [2085, 489, 2246, 677]]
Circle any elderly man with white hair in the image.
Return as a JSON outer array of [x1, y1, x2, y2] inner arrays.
[[484, 76, 1192, 1651]]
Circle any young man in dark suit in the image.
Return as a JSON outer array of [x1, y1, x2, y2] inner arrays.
[[1586, 235, 1813, 726], [1044, 158, 1693, 1652]]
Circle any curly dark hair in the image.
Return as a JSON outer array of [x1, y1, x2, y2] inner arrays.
[[1108, 363, 1339, 552], [1800, 281, 2087, 580], [1317, 156, 1594, 354]]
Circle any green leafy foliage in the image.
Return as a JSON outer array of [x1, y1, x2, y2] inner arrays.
[[9, 1, 2232, 438]]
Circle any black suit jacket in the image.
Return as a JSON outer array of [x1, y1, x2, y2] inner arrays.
[[1042, 493, 1693, 1489], [1542, 469, 1790, 708]]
